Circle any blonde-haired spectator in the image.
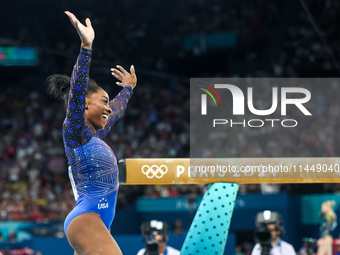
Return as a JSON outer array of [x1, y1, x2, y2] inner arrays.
[[317, 200, 337, 255]]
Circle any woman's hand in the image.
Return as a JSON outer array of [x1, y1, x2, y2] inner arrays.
[[111, 65, 137, 90], [65, 11, 94, 49]]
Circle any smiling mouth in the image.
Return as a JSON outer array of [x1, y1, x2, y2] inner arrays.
[[102, 114, 108, 120]]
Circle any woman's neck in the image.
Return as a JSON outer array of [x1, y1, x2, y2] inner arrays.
[[85, 120, 96, 133]]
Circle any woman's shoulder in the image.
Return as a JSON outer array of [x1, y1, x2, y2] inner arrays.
[[326, 211, 337, 221]]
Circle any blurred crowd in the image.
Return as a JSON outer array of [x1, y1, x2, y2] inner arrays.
[[1, 0, 340, 224], [0, 0, 285, 76]]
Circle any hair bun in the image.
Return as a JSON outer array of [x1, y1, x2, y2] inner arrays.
[[60, 83, 71, 92]]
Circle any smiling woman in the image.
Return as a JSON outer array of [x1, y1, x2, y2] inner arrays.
[[84, 87, 113, 132], [45, 11, 137, 255]]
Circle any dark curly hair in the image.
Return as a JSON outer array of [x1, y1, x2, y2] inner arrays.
[[46, 74, 101, 109]]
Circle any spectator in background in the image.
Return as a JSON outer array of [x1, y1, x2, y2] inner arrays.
[[136, 233, 180, 255], [251, 211, 295, 255], [317, 200, 337, 255], [137, 220, 180, 255], [6, 230, 17, 243], [171, 219, 184, 235], [235, 246, 245, 255], [298, 241, 308, 255], [243, 242, 253, 255]]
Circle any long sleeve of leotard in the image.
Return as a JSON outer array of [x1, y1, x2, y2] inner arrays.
[[96, 86, 133, 139], [322, 214, 336, 237], [320, 212, 337, 237], [63, 47, 92, 150]]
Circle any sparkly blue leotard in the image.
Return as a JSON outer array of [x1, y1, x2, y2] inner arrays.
[[63, 47, 132, 234]]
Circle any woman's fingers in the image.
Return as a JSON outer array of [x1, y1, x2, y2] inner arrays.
[[65, 11, 94, 47], [130, 65, 135, 76], [112, 65, 136, 89], [111, 72, 123, 81], [116, 65, 128, 75], [64, 11, 74, 26], [65, 11, 83, 36], [65, 11, 78, 27], [115, 67, 124, 77], [85, 18, 92, 28], [111, 68, 124, 79]]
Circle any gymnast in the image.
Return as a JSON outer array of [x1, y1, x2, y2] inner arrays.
[[47, 11, 137, 254]]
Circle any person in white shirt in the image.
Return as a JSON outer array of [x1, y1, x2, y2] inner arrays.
[[136, 233, 180, 255], [137, 220, 180, 255], [251, 223, 295, 255]]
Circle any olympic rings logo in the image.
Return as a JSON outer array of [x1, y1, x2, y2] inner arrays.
[[141, 165, 168, 179]]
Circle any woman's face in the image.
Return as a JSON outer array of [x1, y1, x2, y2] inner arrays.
[[85, 88, 112, 131], [321, 202, 330, 213]]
